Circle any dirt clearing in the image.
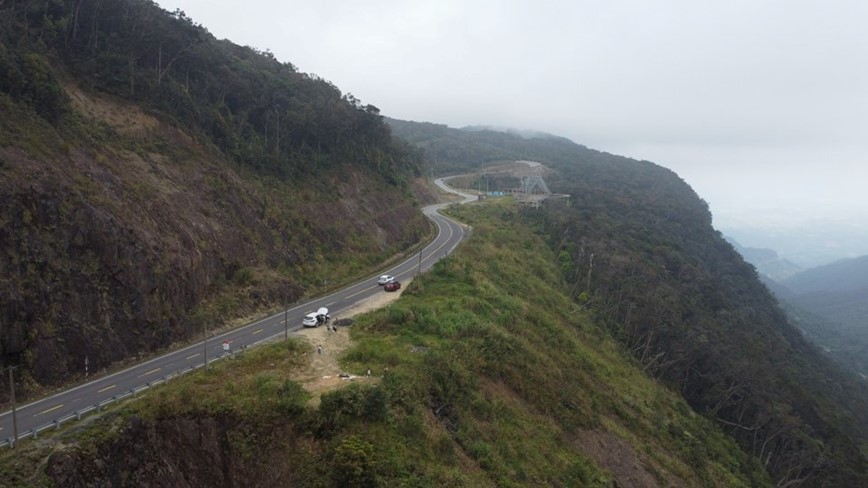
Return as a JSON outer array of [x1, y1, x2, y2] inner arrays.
[[289, 281, 408, 401]]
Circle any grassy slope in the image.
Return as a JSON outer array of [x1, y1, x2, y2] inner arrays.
[[6, 199, 769, 487], [387, 120, 868, 485]]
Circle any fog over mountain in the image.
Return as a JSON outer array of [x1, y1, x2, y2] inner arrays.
[[156, 0, 868, 265], [723, 217, 868, 268]]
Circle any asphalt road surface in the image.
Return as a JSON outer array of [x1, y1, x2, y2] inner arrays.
[[0, 178, 474, 446]]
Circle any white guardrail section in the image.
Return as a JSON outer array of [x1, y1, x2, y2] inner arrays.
[[0, 354, 235, 449]]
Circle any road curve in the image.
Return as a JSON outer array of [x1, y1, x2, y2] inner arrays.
[[0, 178, 474, 446]]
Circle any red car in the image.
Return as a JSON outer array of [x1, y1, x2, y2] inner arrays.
[[383, 280, 401, 292]]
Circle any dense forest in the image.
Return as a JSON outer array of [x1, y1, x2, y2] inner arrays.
[[0, 0, 431, 400], [1, 0, 425, 180], [389, 120, 868, 487]]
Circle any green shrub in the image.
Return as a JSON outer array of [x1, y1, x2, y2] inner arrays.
[[316, 384, 388, 437], [277, 380, 309, 416], [331, 435, 378, 488]]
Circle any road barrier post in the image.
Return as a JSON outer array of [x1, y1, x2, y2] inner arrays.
[[7, 367, 19, 453]]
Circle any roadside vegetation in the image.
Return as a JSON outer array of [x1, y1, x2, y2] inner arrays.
[[3, 199, 769, 487]]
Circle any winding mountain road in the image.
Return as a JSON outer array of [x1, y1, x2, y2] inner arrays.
[[0, 178, 475, 447]]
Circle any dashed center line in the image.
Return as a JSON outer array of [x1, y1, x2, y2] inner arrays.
[[138, 367, 161, 378], [252, 328, 263, 335], [346, 286, 376, 299], [97, 384, 116, 393], [35, 404, 64, 417]]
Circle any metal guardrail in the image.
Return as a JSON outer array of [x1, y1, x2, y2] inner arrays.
[[0, 357, 223, 449]]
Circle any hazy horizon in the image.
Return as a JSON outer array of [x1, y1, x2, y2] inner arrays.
[[156, 0, 868, 265]]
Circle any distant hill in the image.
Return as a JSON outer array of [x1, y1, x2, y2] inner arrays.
[[783, 255, 868, 294], [724, 237, 802, 281], [757, 255, 868, 376], [722, 220, 868, 270], [386, 117, 597, 176]]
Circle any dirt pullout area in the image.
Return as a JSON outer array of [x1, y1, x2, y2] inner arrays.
[[289, 281, 409, 401]]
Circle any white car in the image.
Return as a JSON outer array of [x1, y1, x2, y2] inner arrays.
[[377, 275, 395, 285], [302, 307, 330, 327]]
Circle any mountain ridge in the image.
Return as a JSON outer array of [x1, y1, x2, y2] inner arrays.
[[783, 254, 868, 294]]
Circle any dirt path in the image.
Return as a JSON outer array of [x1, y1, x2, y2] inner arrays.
[[289, 281, 408, 401]]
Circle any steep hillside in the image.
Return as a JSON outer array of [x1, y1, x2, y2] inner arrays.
[[389, 120, 868, 486], [541, 159, 868, 487], [2, 201, 770, 488], [762, 256, 868, 376], [0, 0, 431, 399], [781, 300, 868, 376]]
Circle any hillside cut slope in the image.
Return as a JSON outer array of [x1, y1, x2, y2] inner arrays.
[[0, 0, 431, 399]]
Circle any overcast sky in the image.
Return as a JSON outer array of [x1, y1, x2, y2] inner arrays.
[[157, 0, 868, 262]]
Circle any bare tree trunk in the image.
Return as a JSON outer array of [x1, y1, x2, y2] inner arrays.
[[158, 43, 196, 86], [38, 0, 51, 42], [128, 56, 135, 96], [89, 0, 101, 50], [21, 0, 37, 43], [70, 0, 83, 41], [264, 112, 269, 148], [275, 109, 280, 155]]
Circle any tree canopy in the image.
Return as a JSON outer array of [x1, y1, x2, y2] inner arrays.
[[1, 0, 422, 182]]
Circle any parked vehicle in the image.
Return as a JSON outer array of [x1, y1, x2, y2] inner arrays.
[[377, 275, 395, 285], [303, 307, 330, 327], [384, 281, 401, 292]]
